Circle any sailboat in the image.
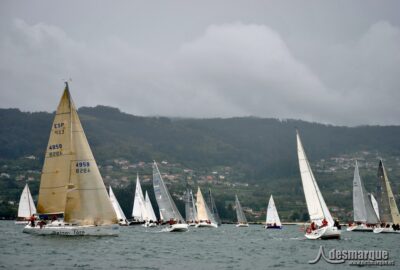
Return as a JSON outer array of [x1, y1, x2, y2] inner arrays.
[[15, 184, 36, 224], [143, 191, 157, 227], [208, 189, 222, 226], [109, 186, 128, 226], [347, 161, 379, 232], [296, 131, 340, 239], [265, 195, 282, 229], [373, 160, 400, 234], [195, 187, 218, 228], [130, 174, 147, 225], [235, 195, 248, 227], [23, 83, 119, 236], [185, 188, 197, 226], [152, 161, 188, 232]]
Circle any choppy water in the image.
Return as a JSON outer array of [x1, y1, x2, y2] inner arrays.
[[0, 221, 398, 270]]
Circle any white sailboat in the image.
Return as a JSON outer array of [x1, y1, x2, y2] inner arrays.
[[373, 160, 400, 234], [109, 186, 128, 226], [296, 131, 340, 239], [195, 187, 218, 228], [15, 184, 36, 224], [185, 188, 197, 226], [235, 195, 248, 227], [143, 191, 157, 227], [265, 195, 282, 229], [347, 161, 379, 232], [130, 174, 147, 225], [152, 161, 188, 232], [23, 83, 119, 236]]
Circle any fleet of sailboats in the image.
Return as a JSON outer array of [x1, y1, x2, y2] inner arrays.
[[235, 195, 248, 227], [15, 184, 36, 224], [296, 131, 341, 239], [23, 83, 119, 236], [347, 161, 379, 232], [265, 195, 282, 229], [14, 88, 400, 238]]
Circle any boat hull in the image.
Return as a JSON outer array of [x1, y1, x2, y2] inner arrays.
[[305, 226, 341, 240], [195, 222, 218, 228], [236, 223, 249, 227], [346, 224, 374, 232], [373, 227, 400, 234], [162, 223, 189, 232], [265, 225, 282, 229], [22, 224, 119, 236], [142, 222, 157, 228]]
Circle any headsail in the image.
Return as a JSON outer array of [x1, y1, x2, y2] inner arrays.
[[49, 83, 117, 225], [376, 160, 400, 224], [370, 194, 380, 220], [185, 188, 197, 222], [18, 184, 36, 218], [235, 195, 247, 224], [145, 191, 157, 222], [352, 161, 379, 224], [132, 174, 147, 221], [208, 189, 221, 225], [266, 195, 281, 226], [109, 186, 128, 225], [296, 131, 334, 226], [196, 187, 215, 223], [152, 161, 184, 222]]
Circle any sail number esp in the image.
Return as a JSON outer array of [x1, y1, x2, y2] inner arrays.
[[54, 122, 65, 135]]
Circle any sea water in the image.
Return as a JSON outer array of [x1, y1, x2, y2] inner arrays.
[[0, 221, 398, 269]]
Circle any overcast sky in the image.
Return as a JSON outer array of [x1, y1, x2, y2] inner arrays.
[[0, 1, 399, 126]]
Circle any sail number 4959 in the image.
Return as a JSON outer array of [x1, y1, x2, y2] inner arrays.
[[76, 161, 91, 174]]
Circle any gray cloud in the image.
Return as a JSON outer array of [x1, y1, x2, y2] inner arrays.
[[0, 1, 399, 126]]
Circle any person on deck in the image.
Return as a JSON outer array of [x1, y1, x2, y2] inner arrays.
[[29, 214, 35, 227], [310, 221, 316, 231], [321, 218, 328, 227]]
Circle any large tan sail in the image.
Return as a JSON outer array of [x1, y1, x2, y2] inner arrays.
[[196, 188, 208, 221], [378, 160, 400, 224], [37, 87, 74, 214]]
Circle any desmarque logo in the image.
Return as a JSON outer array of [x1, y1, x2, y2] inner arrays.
[[309, 246, 395, 266]]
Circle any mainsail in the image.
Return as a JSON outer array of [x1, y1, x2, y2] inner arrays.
[[196, 187, 215, 223], [352, 161, 379, 224], [152, 161, 184, 222], [132, 174, 147, 221], [208, 189, 221, 225], [266, 195, 281, 226], [185, 188, 197, 222], [18, 184, 36, 218], [144, 191, 157, 222], [109, 186, 128, 225], [235, 195, 247, 224], [37, 83, 117, 225], [376, 160, 400, 224], [296, 131, 334, 226]]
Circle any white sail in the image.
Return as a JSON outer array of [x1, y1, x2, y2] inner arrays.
[[109, 186, 128, 225], [185, 189, 197, 222], [235, 195, 247, 224], [18, 184, 36, 218], [196, 187, 215, 223], [145, 191, 157, 222], [152, 161, 184, 222], [132, 174, 148, 221], [370, 194, 380, 220], [296, 131, 334, 226], [352, 161, 379, 224], [266, 195, 281, 226]]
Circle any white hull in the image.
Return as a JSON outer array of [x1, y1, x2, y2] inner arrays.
[[22, 224, 119, 236], [15, 221, 29, 225], [236, 223, 249, 227], [195, 222, 218, 228], [346, 224, 374, 232], [162, 223, 189, 232], [188, 223, 197, 227], [373, 227, 400, 234], [142, 222, 157, 228], [305, 226, 340, 240]]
